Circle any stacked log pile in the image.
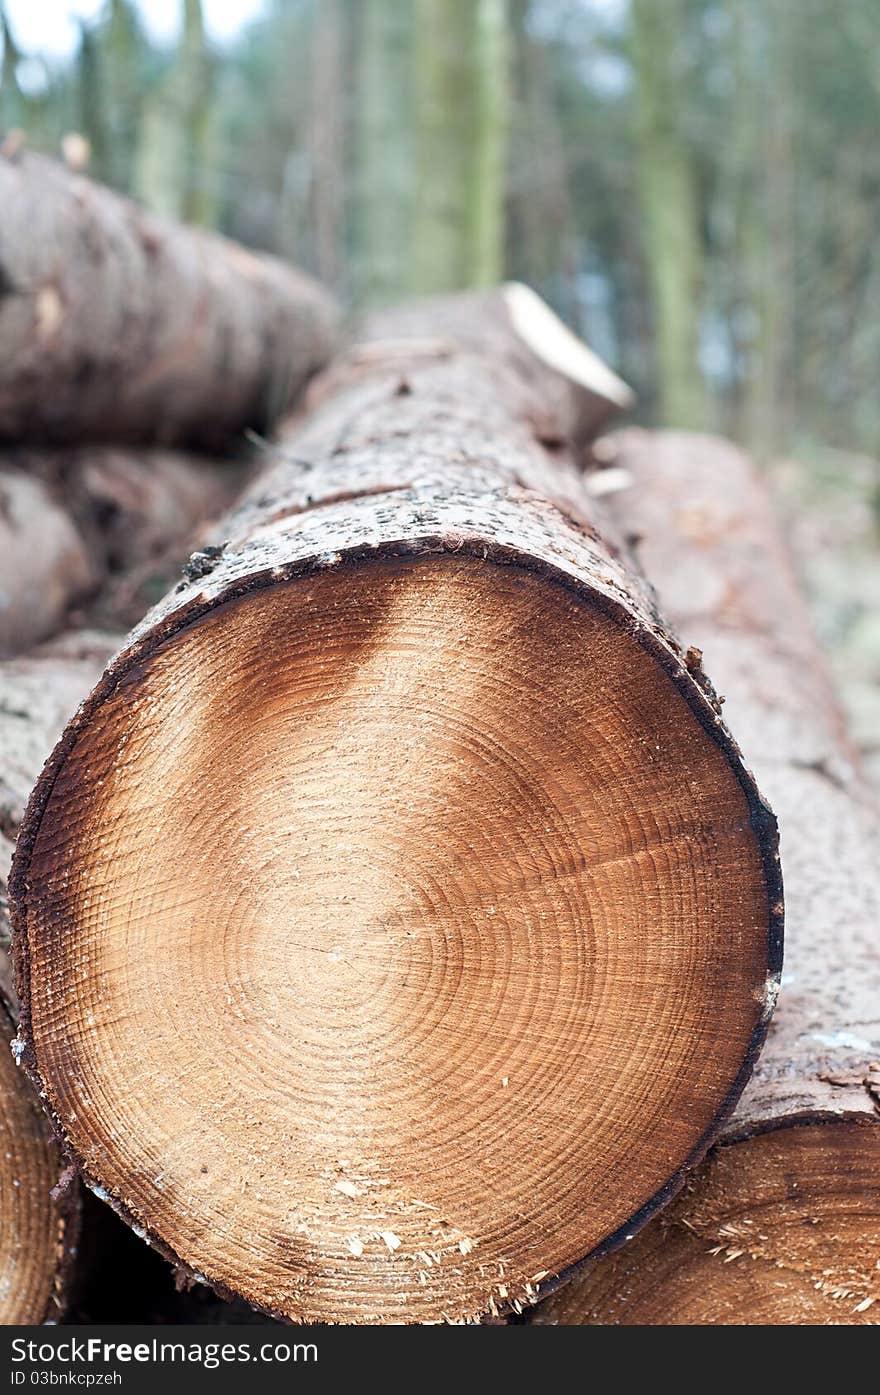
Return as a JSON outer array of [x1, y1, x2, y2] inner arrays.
[[0, 149, 338, 1323], [0, 153, 874, 1329]]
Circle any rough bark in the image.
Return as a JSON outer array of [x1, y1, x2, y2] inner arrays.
[[0, 447, 243, 655], [532, 429, 880, 1325], [11, 291, 780, 1326], [0, 151, 338, 449]]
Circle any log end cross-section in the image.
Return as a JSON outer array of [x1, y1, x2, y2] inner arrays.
[[11, 294, 782, 1324]]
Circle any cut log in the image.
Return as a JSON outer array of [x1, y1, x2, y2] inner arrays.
[[0, 999, 78, 1322], [11, 293, 781, 1325], [0, 447, 242, 655], [531, 430, 880, 1326], [0, 151, 338, 449], [1, 629, 119, 1007], [0, 633, 115, 1323]]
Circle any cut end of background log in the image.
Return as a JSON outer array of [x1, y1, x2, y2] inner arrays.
[[530, 430, 880, 1326], [502, 281, 635, 424], [11, 299, 781, 1324], [0, 1001, 76, 1324]]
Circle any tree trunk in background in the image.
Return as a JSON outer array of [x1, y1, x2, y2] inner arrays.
[[180, 0, 217, 227], [470, 0, 508, 287], [412, 0, 473, 293], [630, 0, 704, 428], [531, 430, 880, 1325], [306, 0, 344, 291], [135, 0, 216, 226], [506, 0, 576, 319], [0, 151, 337, 448], [10, 289, 779, 1327], [102, 0, 143, 195], [412, 0, 509, 294], [355, 0, 415, 306], [0, 3, 24, 132], [76, 20, 109, 178], [740, 2, 794, 458]]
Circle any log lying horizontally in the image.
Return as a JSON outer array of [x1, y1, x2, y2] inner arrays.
[[0, 151, 337, 449], [532, 430, 880, 1326], [0, 998, 77, 1323], [0, 449, 242, 655], [11, 292, 782, 1325], [0, 632, 117, 1323]]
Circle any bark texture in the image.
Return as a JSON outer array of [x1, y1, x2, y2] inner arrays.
[[0, 630, 119, 849], [531, 429, 880, 1326], [0, 447, 243, 655], [0, 999, 79, 1323], [10, 293, 782, 1326], [0, 633, 114, 1323], [604, 430, 880, 1127], [0, 151, 338, 449]]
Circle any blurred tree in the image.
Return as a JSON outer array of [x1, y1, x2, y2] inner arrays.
[[3, 0, 880, 467], [103, 0, 145, 194], [76, 18, 109, 177], [305, 0, 344, 288], [412, 0, 509, 294], [470, 0, 509, 285], [220, 1, 313, 257], [630, 0, 704, 429]]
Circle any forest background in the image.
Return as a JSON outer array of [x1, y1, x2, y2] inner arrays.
[[2, 0, 878, 770]]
